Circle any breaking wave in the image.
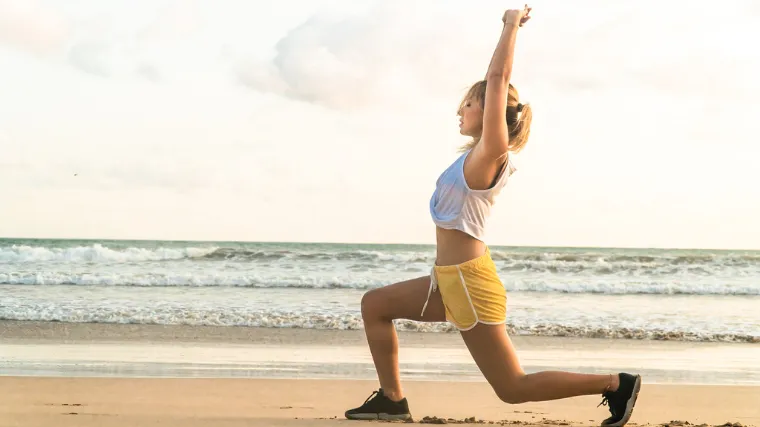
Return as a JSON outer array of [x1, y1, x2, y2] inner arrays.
[[1, 270, 759, 296], [1, 308, 756, 344]]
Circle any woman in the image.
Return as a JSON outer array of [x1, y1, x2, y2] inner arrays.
[[344, 6, 641, 427]]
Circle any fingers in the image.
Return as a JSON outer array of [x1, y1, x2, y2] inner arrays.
[[520, 4, 531, 27], [504, 5, 532, 26]]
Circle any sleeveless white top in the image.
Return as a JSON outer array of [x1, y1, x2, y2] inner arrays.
[[429, 150, 516, 241]]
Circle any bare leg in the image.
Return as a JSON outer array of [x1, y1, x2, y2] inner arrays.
[[360, 275, 447, 402], [460, 323, 619, 404]]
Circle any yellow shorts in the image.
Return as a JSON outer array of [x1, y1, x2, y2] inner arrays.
[[420, 248, 507, 331]]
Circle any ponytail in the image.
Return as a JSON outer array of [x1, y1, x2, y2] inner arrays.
[[507, 101, 531, 153], [457, 80, 533, 153]]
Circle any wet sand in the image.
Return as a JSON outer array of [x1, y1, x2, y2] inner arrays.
[[2, 321, 759, 385]]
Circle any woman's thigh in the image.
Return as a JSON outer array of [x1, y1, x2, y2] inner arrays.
[[361, 275, 447, 323]]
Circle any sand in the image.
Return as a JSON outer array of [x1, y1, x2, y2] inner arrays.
[[1, 377, 758, 427], [1, 321, 758, 427]]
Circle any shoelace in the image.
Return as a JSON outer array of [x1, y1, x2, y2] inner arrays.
[[363, 390, 380, 406], [597, 394, 617, 415], [597, 395, 609, 408]]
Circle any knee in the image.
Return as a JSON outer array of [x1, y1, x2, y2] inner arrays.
[[360, 289, 386, 320], [494, 376, 529, 405], [495, 388, 528, 405]]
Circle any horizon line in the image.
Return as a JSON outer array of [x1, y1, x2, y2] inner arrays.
[[0, 236, 757, 253]]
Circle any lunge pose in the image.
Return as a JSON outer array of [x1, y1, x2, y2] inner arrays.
[[345, 6, 641, 427]]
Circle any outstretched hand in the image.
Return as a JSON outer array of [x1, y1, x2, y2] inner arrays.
[[503, 4, 531, 27]]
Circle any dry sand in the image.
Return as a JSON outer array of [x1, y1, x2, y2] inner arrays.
[[1, 377, 758, 427]]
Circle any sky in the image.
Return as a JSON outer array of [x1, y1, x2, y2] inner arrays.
[[1, 0, 758, 250]]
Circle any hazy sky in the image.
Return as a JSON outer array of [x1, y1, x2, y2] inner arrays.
[[1, 0, 758, 250]]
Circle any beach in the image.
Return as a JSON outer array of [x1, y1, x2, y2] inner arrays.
[[1, 321, 759, 427], [2, 240, 759, 426], [3, 0, 760, 424]]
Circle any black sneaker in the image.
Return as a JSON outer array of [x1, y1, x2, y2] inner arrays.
[[598, 373, 642, 427], [345, 388, 412, 421]]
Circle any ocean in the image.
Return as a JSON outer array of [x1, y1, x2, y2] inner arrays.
[[1, 238, 759, 344]]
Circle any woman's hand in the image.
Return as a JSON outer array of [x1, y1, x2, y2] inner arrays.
[[502, 5, 532, 27]]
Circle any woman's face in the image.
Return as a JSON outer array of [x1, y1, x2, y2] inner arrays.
[[458, 97, 483, 137]]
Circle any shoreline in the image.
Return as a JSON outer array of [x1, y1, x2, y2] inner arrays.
[[2, 321, 760, 386], [4, 320, 759, 346]]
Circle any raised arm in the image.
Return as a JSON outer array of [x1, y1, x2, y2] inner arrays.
[[478, 6, 531, 159]]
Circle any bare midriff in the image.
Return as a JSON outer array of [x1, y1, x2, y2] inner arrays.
[[435, 226, 487, 267]]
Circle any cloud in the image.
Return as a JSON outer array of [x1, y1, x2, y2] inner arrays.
[[236, 0, 496, 110], [0, 0, 201, 82], [236, 0, 755, 108], [518, 1, 758, 97], [67, 42, 112, 77], [135, 62, 162, 82], [0, 0, 69, 55], [137, 0, 202, 44], [66, 41, 161, 81], [235, 1, 679, 107]]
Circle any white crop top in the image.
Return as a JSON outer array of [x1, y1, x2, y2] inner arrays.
[[429, 150, 516, 241]]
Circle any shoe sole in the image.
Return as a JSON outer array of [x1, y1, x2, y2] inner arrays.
[[346, 413, 412, 421], [602, 375, 642, 427]]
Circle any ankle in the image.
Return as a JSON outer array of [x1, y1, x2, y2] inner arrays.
[[605, 374, 620, 393], [383, 389, 404, 402]]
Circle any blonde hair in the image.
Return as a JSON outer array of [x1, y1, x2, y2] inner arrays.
[[458, 80, 532, 153]]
